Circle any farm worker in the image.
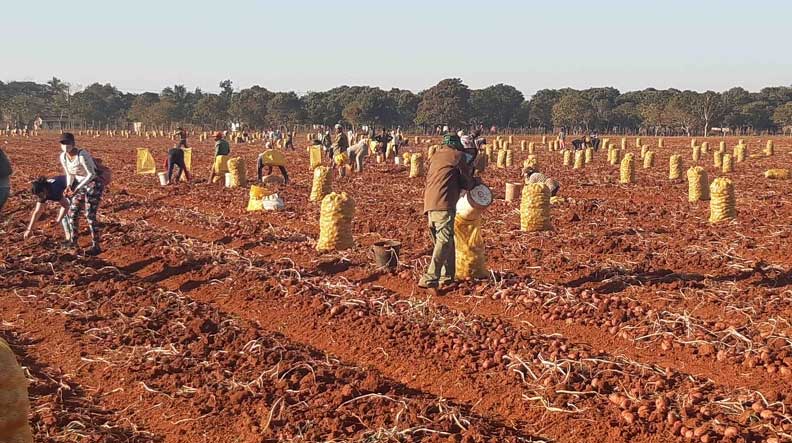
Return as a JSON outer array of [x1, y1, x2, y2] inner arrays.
[[321, 128, 333, 159], [256, 142, 290, 184], [570, 137, 588, 150], [331, 124, 349, 175], [522, 165, 560, 197], [418, 133, 477, 294], [0, 143, 11, 214], [284, 131, 294, 151], [558, 127, 567, 149], [590, 132, 601, 151], [24, 176, 70, 241], [347, 137, 369, 173], [374, 128, 392, 156], [59, 132, 104, 255], [166, 141, 191, 183], [208, 131, 230, 184], [174, 127, 189, 148]]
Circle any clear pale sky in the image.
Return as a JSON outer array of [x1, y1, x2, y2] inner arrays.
[[2, 0, 790, 97]]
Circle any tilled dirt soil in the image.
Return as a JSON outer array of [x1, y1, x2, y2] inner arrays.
[[1, 133, 791, 442]]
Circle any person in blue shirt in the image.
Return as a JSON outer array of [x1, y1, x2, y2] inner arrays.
[[24, 176, 71, 241]]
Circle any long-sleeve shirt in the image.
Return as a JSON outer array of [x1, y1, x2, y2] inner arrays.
[[423, 146, 475, 213], [332, 132, 349, 150], [214, 139, 230, 156], [60, 149, 96, 192]]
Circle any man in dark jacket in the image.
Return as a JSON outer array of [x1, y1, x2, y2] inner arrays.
[[419, 133, 476, 293]]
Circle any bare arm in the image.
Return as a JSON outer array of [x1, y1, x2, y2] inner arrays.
[[24, 202, 45, 238]]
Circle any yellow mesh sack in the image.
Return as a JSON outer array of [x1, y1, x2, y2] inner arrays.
[[573, 150, 584, 169], [692, 145, 701, 162], [496, 149, 506, 168], [765, 140, 774, 156], [528, 142, 535, 154], [658, 138, 664, 148], [563, 149, 572, 166], [183, 148, 192, 171], [643, 151, 655, 168], [722, 154, 733, 173], [505, 149, 513, 167], [428, 145, 439, 159], [713, 150, 723, 168], [719, 141, 726, 152], [136, 148, 156, 174], [246, 184, 273, 211], [709, 177, 735, 223], [0, 338, 33, 443], [454, 215, 488, 279], [409, 153, 425, 178], [669, 154, 682, 180], [212, 155, 229, 182], [640, 145, 648, 159], [687, 166, 710, 202], [310, 166, 332, 202], [333, 152, 348, 167], [386, 141, 396, 159], [609, 147, 621, 166], [734, 144, 746, 162], [227, 157, 246, 188], [309, 146, 322, 170], [620, 153, 634, 184], [701, 141, 709, 154], [316, 192, 355, 251], [584, 147, 593, 163], [520, 183, 551, 232], [523, 155, 538, 169], [765, 169, 790, 180], [403, 152, 412, 163]]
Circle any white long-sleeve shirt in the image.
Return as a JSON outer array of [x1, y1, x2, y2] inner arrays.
[[60, 149, 97, 192]]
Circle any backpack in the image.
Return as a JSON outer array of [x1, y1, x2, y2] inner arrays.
[[0, 150, 12, 179]]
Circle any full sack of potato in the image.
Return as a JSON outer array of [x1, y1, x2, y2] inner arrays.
[[409, 153, 425, 178], [227, 157, 247, 188], [310, 166, 332, 202], [0, 338, 33, 443], [316, 192, 355, 251], [212, 155, 229, 183], [455, 215, 488, 279]]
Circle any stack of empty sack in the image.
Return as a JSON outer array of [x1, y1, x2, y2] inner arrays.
[[316, 192, 355, 251]]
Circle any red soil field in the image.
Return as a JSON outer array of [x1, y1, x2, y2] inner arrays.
[[1, 132, 791, 443]]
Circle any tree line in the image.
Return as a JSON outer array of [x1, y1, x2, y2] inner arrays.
[[1, 77, 790, 135]]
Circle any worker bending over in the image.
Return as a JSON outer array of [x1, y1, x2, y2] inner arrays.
[[257, 142, 289, 184], [24, 176, 70, 241], [522, 165, 560, 197]]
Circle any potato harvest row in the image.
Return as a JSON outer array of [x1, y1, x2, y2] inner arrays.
[[1, 132, 791, 443]]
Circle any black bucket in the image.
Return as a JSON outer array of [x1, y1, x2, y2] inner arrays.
[[372, 240, 401, 269]]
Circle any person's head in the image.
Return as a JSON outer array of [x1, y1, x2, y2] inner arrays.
[[265, 141, 273, 150], [31, 177, 48, 201], [59, 132, 76, 153], [524, 165, 537, 176], [443, 133, 463, 151], [213, 131, 223, 140], [177, 140, 187, 149], [335, 124, 342, 133]]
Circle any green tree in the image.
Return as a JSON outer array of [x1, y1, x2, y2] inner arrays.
[[415, 78, 470, 129], [527, 89, 561, 130], [228, 86, 273, 128], [71, 83, 126, 126], [193, 94, 227, 128], [266, 92, 303, 127], [772, 102, 792, 130], [552, 91, 595, 131], [469, 84, 524, 128]]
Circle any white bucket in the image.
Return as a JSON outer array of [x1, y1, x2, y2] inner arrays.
[[394, 157, 402, 165], [456, 184, 493, 221], [224, 172, 232, 188], [157, 172, 169, 186]]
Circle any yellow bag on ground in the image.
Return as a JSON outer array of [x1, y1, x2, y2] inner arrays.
[[620, 153, 634, 184], [409, 153, 425, 178], [333, 152, 348, 167], [183, 148, 192, 171], [246, 184, 273, 211], [227, 157, 247, 188], [310, 166, 332, 202], [455, 215, 488, 279], [403, 152, 412, 163], [261, 149, 286, 167], [316, 192, 355, 251], [709, 177, 735, 223], [669, 154, 682, 180], [687, 166, 709, 202], [136, 148, 156, 174], [496, 149, 506, 168], [309, 146, 322, 170], [765, 169, 790, 180], [386, 141, 396, 159], [428, 145, 438, 159], [0, 338, 33, 443], [520, 183, 551, 232]]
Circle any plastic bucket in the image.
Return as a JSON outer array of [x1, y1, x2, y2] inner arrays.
[[372, 240, 401, 269], [394, 157, 402, 165], [157, 172, 169, 186], [224, 172, 232, 188], [505, 182, 522, 203], [456, 184, 493, 221]]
